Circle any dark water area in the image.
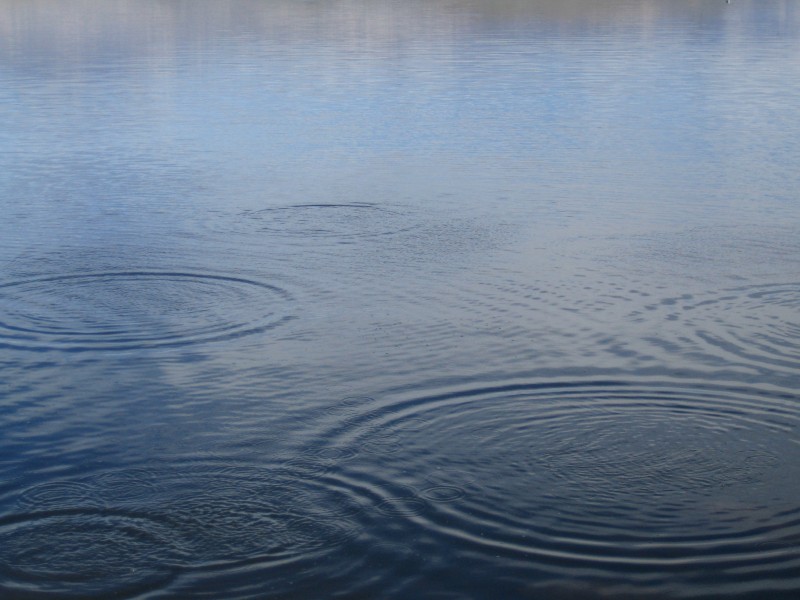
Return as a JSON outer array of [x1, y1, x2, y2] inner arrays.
[[1, 1, 799, 598]]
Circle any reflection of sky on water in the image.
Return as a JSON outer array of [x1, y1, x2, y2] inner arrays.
[[1, 0, 799, 276], [1, 4, 800, 596]]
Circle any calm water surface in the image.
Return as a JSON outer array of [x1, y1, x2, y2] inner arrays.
[[1, 1, 800, 598]]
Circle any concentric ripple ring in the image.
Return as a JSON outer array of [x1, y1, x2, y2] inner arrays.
[[0, 508, 186, 597], [237, 203, 416, 240], [315, 378, 800, 589], [638, 283, 800, 373], [0, 271, 294, 351]]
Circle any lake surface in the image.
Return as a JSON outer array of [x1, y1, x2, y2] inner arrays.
[[1, 1, 799, 598]]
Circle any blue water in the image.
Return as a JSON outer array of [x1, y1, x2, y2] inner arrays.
[[1, 1, 800, 598]]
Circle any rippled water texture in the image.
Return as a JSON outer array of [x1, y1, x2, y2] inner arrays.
[[1, 1, 799, 598], [0, 272, 293, 351]]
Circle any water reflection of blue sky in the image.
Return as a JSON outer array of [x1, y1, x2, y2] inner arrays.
[[2, 3, 800, 598]]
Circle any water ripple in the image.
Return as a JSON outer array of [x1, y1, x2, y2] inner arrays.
[[231, 203, 417, 242], [308, 379, 800, 588], [18, 480, 101, 511], [12, 462, 366, 577], [0, 271, 294, 351], [637, 283, 800, 373], [420, 485, 465, 503], [0, 508, 185, 597]]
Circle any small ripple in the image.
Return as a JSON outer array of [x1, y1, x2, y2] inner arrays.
[[423, 468, 478, 489], [360, 431, 404, 454], [420, 486, 465, 503], [376, 497, 429, 518], [315, 396, 383, 433], [18, 480, 100, 511], [133, 465, 365, 569], [283, 476, 370, 518], [616, 224, 800, 279], [281, 515, 361, 550], [91, 468, 167, 505], [0, 271, 294, 352], [277, 456, 333, 478], [339, 396, 375, 407], [230, 203, 418, 242], [17, 468, 181, 514], [303, 446, 360, 461], [368, 540, 419, 561], [167, 492, 294, 567]]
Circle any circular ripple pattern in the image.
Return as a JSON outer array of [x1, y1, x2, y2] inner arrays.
[[420, 485, 465, 503], [323, 380, 800, 588], [238, 203, 415, 241], [91, 468, 167, 505], [0, 271, 293, 351], [12, 464, 365, 576], [18, 468, 171, 512], [163, 468, 361, 568], [0, 510, 184, 597], [17, 480, 101, 510], [638, 283, 800, 372]]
